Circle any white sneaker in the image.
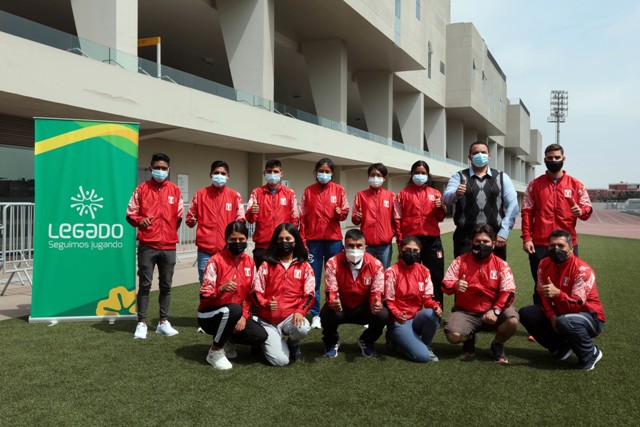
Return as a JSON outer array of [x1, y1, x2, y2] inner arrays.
[[206, 349, 232, 370], [134, 322, 147, 339], [156, 321, 179, 336], [310, 316, 322, 329], [224, 342, 238, 359]]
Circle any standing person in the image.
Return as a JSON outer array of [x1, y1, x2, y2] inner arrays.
[[252, 223, 315, 366], [126, 153, 183, 339], [394, 160, 447, 307], [351, 163, 396, 269], [442, 225, 519, 363], [246, 159, 299, 268], [521, 144, 593, 303], [300, 158, 349, 329], [385, 237, 443, 363], [320, 229, 388, 358], [519, 230, 605, 371], [443, 141, 519, 261], [197, 221, 268, 370], [186, 160, 245, 284]]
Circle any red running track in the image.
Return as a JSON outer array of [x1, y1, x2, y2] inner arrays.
[[575, 209, 640, 240]]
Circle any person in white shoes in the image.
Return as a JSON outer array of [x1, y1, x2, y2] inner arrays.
[[126, 153, 183, 339]]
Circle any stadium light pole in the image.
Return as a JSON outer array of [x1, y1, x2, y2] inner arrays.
[[547, 90, 568, 145]]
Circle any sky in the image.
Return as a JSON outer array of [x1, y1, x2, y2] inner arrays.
[[450, 0, 640, 188]]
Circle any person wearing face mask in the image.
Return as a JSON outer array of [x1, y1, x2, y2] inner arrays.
[[246, 159, 299, 268], [521, 144, 593, 305], [351, 163, 396, 269], [186, 160, 245, 284], [385, 237, 442, 363], [394, 160, 447, 307], [519, 230, 605, 371], [442, 225, 519, 363], [251, 223, 315, 366], [197, 221, 268, 370], [300, 157, 350, 329], [443, 141, 519, 261], [127, 153, 183, 339], [320, 229, 388, 358]]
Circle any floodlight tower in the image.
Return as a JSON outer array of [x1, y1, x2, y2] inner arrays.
[[548, 90, 568, 145]]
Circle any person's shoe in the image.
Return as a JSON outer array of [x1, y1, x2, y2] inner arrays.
[[576, 346, 603, 371], [288, 343, 303, 363], [551, 345, 573, 361], [461, 334, 476, 360], [357, 337, 378, 357], [133, 322, 147, 339], [156, 321, 179, 336], [490, 340, 509, 364], [385, 330, 397, 353], [206, 349, 232, 370], [323, 342, 340, 358], [310, 316, 322, 329], [197, 327, 205, 333], [528, 335, 537, 343], [224, 341, 238, 359], [427, 347, 439, 362]]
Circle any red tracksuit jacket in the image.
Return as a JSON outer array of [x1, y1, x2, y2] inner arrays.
[[246, 185, 299, 249], [324, 252, 384, 309], [394, 184, 446, 242], [300, 181, 349, 242], [126, 179, 183, 250], [351, 187, 396, 246], [384, 261, 440, 322]]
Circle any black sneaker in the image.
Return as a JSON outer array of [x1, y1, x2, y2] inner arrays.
[[551, 345, 573, 361], [490, 340, 509, 364], [576, 346, 603, 371], [461, 334, 477, 360], [385, 331, 397, 354], [357, 337, 378, 357], [288, 343, 303, 363]]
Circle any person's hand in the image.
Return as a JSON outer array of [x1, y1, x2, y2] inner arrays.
[[495, 236, 507, 248], [456, 176, 467, 198], [482, 309, 497, 325], [220, 275, 237, 293], [435, 196, 442, 208], [570, 198, 582, 217], [456, 275, 468, 293], [354, 211, 363, 221], [550, 314, 559, 333], [541, 277, 560, 299], [434, 305, 443, 317], [371, 296, 382, 315], [139, 216, 154, 228], [398, 311, 408, 324], [334, 206, 342, 215], [234, 316, 246, 333], [523, 241, 535, 254], [251, 203, 259, 214], [293, 312, 304, 327], [331, 295, 343, 312], [269, 296, 278, 311]]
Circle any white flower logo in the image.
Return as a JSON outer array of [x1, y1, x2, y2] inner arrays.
[[70, 186, 104, 219]]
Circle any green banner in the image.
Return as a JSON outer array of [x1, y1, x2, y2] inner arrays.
[[31, 118, 139, 322]]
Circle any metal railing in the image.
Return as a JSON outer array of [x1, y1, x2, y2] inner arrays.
[[1, 203, 34, 295]]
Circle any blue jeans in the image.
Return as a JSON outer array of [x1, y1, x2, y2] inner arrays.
[[366, 243, 393, 270], [389, 308, 440, 362], [197, 251, 215, 284], [307, 240, 344, 316]]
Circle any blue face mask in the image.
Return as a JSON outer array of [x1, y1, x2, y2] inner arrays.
[[471, 153, 489, 167], [265, 173, 281, 185], [412, 174, 428, 186], [317, 172, 332, 184], [211, 174, 228, 188], [151, 169, 168, 182]]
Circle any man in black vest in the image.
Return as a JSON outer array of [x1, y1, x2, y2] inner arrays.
[[443, 141, 519, 261]]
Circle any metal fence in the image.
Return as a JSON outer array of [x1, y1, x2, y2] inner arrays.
[[1, 203, 34, 295]]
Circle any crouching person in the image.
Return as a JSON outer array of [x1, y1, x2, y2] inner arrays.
[[252, 223, 315, 366]]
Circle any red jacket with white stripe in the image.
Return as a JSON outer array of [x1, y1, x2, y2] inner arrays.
[[324, 252, 384, 309], [351, 187, 396, 246], [246, 185, 299, 249], [126, 179, 183, 250], [252, 259, 316, 325], [384, 261, 440, 322], [300, 181, 349, 242], [198, 249, 255, 319], [521, 172, 592, 246], [537, 255, 605, 322], [394, 184, 446, 242], [186, 185, 245, 254], [442, 252, 516, 313]]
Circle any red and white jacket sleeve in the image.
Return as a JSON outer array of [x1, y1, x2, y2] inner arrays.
[[521, 182, 535, 243], [442, 257, 463, 295], [494, 262, 516, 310], [251, 262, 269, 308], [576, 185, 593, 221], [234, 191, 246, 222], [384, 268, 402, 319], [200, 258, 219, 300], [186, 192, 198, 228], [369, 263, 384, 306], [336, 188, 349, 221], [324, 257, 339, 305], [421, 272, 440, 310], [126, 187, 143, 227], [296, 263, 316, 315], [553, 266, 596, 314], [351, 193, 363, 226], [393, 194, 404, 244], [245, 189, 259, 224]]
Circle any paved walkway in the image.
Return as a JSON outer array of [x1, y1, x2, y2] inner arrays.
[[2, 209, 639, 321]]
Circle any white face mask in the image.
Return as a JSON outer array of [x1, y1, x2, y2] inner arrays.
[[345, 249, 365, 264], [265, 173, 281, 185], [368, 176, 384, 188]]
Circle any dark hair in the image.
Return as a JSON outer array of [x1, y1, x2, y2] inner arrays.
[[265, 223, 308, 264], [407, 160, 430, 187], [224, 221, 249, 240], [469, 141, 489, 154], [367, 163, 388, 177], [549, 229, 572, 247], [151, 153, 170, 165], [210, 160, 230, 174], [345, 228, 365, 243], [265, 159, 282, 170], [399, 236, 422, 251], [471, 224, 495, 241], [544, 144, 564, 155], [314, 157, 335, 173]]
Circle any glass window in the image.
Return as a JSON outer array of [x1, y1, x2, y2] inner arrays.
[[427, 41, 433, 79], [416, 0, 421, 19], [0, 145, 35, 202]]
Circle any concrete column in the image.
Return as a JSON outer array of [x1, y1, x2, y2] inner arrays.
[[218, 0, 274, 102], [488, 140, 498, 169], [463, 128, 478, 158], [395, 92, 424, 150], [446, 119, 464, 163], [71, 0, 138, 70], [357, 71, 393, 139], [424, 108, 446, 158], [247, 153, 266, 191], [302, 39, 348, 125], [497, 146, 505, 171]]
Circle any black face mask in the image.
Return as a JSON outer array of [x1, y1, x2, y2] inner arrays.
[[276, 241, 295, 255], [472, 243, 493, 260], [401, 250, 421, 266], [228, 241, 247, 255], [548, 247, 569, 264], [545, 160, 564, 174]]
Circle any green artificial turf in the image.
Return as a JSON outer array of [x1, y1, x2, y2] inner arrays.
[[1, 233, 638, 426]]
